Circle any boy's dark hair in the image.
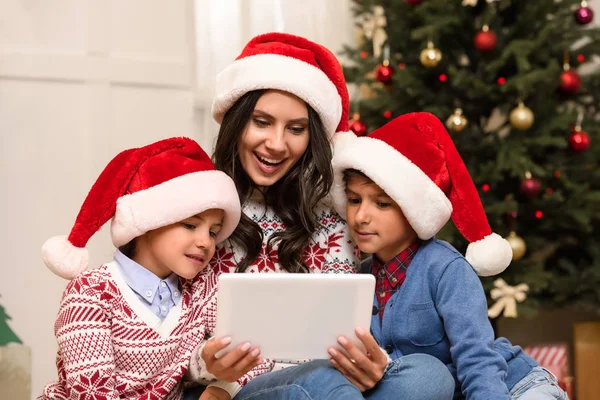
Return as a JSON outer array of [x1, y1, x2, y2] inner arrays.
[[119, 240, 137, 259], [343, 168, 374, 185]]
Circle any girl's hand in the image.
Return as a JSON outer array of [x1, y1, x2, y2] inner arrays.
[[199, 386, 231, 400], [328, 327, 389, 392], [201, 336, 262, 382]]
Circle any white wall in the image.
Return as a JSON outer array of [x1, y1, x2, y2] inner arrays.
[[0, 1, 353, 398]]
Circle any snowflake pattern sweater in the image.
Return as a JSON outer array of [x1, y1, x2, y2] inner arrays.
[[39, 262, 270, 400]]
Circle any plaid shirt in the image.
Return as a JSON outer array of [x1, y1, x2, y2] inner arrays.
[[372, 242, 421, 320]]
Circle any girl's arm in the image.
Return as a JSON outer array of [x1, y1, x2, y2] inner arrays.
[[319, 208, 360, 274]]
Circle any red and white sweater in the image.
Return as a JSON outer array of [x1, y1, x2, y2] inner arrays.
[[187, 196, 360, 396], [40, 262, 269, 400]]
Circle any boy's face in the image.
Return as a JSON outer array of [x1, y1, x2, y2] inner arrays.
[[133, 208, 224, 279], [345, 174, 417, 263]]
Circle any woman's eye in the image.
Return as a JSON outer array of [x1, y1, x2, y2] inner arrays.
[[182, 223, 196, 230], [253, 118, 269, 127]]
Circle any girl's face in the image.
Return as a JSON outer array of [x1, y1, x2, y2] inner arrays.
[[237, 90, 310, 187], [133, 208, 224, 279]]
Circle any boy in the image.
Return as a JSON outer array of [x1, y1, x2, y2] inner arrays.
[[328, 113, 567, 399]]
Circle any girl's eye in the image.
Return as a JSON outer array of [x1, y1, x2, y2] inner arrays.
[[289, 126, 307, 135], [253, 118, 269, 127]]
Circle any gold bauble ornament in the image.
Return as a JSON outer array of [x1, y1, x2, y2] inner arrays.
[[509, 102, 535, 130], [505, 231, 526, 261], [419, 41, 442, 68], [446, 108, 468, 132]]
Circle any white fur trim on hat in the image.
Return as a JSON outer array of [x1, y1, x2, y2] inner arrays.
[[111, 170, 241, 247], [211, 54, 342, 136], [465, 233, 513, 276], [42, 235, 90, 279], [331, 136, 452, 240]]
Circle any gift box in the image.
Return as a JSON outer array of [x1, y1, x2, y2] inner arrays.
[[574, 322, 600, 400], [522, 343, 574, 398]]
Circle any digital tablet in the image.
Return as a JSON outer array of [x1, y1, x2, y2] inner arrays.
[[214, 273, 375, 360]]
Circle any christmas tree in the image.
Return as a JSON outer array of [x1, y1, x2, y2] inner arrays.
[[0, 296, 21, 345], [342, 0, 600, 316]]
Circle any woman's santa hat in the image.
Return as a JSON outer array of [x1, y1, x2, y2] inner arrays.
[[42, 137, 241, 280], [331, 112, 513, 277], [211, 32, 350, 139]]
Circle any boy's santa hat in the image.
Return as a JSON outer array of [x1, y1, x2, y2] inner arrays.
[[212, 32, 350, 139], [331, 112, 512, 277], [42, 137, 241, 280]]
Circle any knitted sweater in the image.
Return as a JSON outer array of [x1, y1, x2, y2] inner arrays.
[[39, 262, 269, 400], [187, 196, 360, 395]]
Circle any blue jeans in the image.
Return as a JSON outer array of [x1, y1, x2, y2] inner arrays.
[[236, 354, 455, 400], [510, 367, 569, 400]]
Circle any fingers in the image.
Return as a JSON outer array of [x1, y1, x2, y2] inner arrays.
[[328, 345, 377, 390], [202, 336, 232, 360], [231, 347, 262, 374], [215, 342, 254, 368], [330, 358, 368, 392], [355, 327, 388, 365]]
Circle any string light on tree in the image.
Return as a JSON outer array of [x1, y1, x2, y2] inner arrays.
[[574, 0, 594, 25], [474, 25, 497, 52], [446, 108, 468, 132], [509, 102, 535, 130], [420, 41, 443, 68]]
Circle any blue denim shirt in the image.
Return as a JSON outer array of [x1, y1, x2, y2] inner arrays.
[[114, 250, 181, 320], [361, 239, 538, 399]]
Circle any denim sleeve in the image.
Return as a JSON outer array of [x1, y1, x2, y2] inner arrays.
[[435, 258, 510, 400]]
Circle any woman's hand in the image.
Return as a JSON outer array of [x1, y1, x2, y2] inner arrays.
[[201, 336, 262, 382], [198, 386, 231, 400], [328, 327, 389, 392]]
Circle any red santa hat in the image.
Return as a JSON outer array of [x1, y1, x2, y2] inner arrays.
[[331, 112, 512, 276], [211, 32, 349, 138], [42, 137, 241, 280]]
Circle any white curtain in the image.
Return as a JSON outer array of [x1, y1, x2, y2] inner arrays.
[[192, 0, 354, 153]]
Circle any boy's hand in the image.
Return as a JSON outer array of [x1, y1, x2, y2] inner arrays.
[[328, 327, 389, 392], [199, 386, 231, 400], [201, 336, 262, 382]]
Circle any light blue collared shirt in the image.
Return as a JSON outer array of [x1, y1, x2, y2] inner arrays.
[[114, 250, 181, 321]]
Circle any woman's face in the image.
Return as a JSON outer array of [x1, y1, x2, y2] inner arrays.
[[237, 90, 311, 187]]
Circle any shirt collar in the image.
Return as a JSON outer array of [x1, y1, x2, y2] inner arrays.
[[114, 250, 180, 304]]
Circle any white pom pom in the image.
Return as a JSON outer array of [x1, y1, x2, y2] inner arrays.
[[466, 232, 513, 277], [42, 235, 89, 279], [332, 131, 358, 152]]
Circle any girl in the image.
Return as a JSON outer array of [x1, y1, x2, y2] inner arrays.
[[39, 137, 264, 399]]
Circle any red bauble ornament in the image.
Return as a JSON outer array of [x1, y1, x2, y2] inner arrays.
[[520, 174, 542, 199], [349, 113, 368, 136], [575, 3, 594, 25], [405, 0, 422, 4], [559, 70, 581, 93], [376, 63, 394, 84], [383, 111, 392, 119], [474, 27, 497, 52], [569, 128, 591, 152]]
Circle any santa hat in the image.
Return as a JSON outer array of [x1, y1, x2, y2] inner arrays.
[[42, 137, 241, 280], [331, 112, 512, 277], [211, 32, 349, 139]]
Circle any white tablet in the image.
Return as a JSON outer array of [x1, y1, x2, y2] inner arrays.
[[214, 273, 375, 360]]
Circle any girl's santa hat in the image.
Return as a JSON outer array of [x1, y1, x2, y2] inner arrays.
[[331, 112, 513, 277], [211, 32, 350, 139], [42, 137, 241, 279]]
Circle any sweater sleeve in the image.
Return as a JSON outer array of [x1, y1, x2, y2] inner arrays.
[[43, 278, 120, 400], [320, 209, 360, 274], [435, 258, 509, 400]]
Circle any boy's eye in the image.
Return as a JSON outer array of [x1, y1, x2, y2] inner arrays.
[[377, 201, 391, 208], [347, 197, 361, 205], [182, 223, 196, 230], [209, 231, 218, 238]]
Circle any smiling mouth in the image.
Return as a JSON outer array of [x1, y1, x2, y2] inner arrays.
[[185, 254, 205, 263], [255, 153, 285, 167]]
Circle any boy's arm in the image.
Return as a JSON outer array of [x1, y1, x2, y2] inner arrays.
[[47, 280, 120, 399], [436, 258, 509, 400], [321, 209, 360, 273]]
